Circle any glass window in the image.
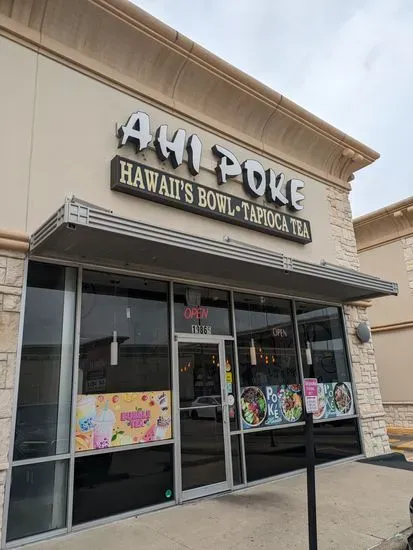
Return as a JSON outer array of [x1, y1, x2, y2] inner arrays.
[[225, 341, 239, 431], [76, 272, 171, 452], [174, 284, 231, 335], [296, 303, 350, 383], [72, 445, 174, 524], [231, 435, 243, 486], [14, 262, 76, 460], [244, 426, 306, 482], [6, 460, 68, 542], [234, 294, 303, 430], [235, 293, 299, 388], [314, 418, 361, 464]]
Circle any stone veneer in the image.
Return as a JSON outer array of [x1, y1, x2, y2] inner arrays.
[[327, 186, 390, 456], [402, 235, 413, 295], [0, 250, 25, 544], [382, 403, 413, 428]]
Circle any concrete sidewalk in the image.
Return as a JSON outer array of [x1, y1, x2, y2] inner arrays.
[[389, 428, 413, 461], [24, 461, 412, 550]]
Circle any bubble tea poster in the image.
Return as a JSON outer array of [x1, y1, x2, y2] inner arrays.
[[76, 391, 172, 452]]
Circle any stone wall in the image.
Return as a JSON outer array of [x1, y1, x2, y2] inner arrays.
[[327, 185, 390, 457], [344, 304, 390, 456], [0, 248, 26, 544], [383, 403, 413, 428], [327, 186, 360, 270], [402, 236, 413, 295]]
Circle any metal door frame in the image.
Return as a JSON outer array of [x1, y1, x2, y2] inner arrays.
[[173, 334, 233, 503]]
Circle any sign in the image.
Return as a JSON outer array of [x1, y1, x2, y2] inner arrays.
[[117, 111, 306, 212], [111, 156, 312, 244], [241, 385, 303, 428], [191, 325, 212, 335], [303, 379, 318, 414], [313, 382, 354, 420], [75, 391, 172, 452]]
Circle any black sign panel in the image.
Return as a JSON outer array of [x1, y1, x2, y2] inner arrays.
[[111, 156, 312, 244]]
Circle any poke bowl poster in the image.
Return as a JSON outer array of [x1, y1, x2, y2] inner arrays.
[[240, 385, 304, 429], [75, 391, 172, 452], [240, 382, 355, 429], [313, 382, 354, 420]]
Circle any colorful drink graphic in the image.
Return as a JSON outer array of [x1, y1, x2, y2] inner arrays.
[[75, 391, 172, 452], [93, 401, 116, 449], [155, 417, 171, 440]]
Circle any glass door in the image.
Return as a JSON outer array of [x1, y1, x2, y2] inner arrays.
[[177, 339, 231, 501]]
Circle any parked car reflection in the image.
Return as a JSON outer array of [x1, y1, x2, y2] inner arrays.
[[190, 396, 222, 421]]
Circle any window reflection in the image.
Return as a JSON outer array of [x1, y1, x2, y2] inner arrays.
[[174, 284, 231, 335], [76, 272, 171, 453], [234, 293, 299, 387], [14, 262, 76, 460], [296, 303, 350, 383], [79, 272, 170, 394]]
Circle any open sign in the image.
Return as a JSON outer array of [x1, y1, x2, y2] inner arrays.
[[183, 307, 209, 320]]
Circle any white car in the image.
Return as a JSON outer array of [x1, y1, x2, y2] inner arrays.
[[191, 396, 222, 421]]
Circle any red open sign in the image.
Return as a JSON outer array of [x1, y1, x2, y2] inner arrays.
[[184, 307, 209, 320]]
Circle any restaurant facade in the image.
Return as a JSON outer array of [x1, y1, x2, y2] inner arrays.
[[0, 0, 398, 547]]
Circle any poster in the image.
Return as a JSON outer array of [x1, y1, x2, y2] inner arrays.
[[313, 382, 354, 420], [241, 385, 303, 429], [241, 381, 354, 429], [76, 391, 172, 452]]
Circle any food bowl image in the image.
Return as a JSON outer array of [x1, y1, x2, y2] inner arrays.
[[241, 387, 267, 427]]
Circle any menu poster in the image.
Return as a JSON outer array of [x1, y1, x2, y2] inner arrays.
[[313, 382, 354, 420], [76, 391, 172, 452], [241, 385, 304, 429]]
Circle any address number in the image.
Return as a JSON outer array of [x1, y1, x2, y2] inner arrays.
[[191, 325, 212, 335]]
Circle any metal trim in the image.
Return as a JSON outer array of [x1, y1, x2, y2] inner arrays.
[[174, 333, 234, 341], [66, 267, 82, 532], [71, 500, 176, 533], [339, 306, 365, 455], [74, 438, 174, 458], [30, 199, 398, 299], [11, 454, 71, 467], [229, 291, 247, 485], [5, 527, 69, 549]]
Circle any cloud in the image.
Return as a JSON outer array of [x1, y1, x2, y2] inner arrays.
[[131, 0, 413, 216]]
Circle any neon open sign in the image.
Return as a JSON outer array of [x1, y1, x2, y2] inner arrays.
[[183, 307, 209, 320]]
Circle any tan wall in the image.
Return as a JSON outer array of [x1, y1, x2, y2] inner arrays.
[[372, 328, 413, 403], [0, 37, 337, 265], [358, 240, 413, 326], [0, 36, 37, 232]]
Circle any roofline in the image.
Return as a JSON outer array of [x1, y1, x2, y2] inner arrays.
[[354, 196, 413, 226], [0, 0, 380, 188]]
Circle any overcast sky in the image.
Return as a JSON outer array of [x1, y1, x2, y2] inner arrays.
[[131, 0, 413, 217]]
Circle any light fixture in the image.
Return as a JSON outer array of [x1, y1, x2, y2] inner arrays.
[[110, 330, 118, 366], [110, 279, 120, 366], [249, 338, 257, 366], [305, 340, 313, 366]]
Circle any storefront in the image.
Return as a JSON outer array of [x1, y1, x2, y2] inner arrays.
[[0, 0, 398, 547]]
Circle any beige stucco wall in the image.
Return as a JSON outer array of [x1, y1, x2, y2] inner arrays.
[[372, 328, 413, 403], [358, 240, 413, 327], [0, 37, 338, 265], [0, 36, 37, 233]]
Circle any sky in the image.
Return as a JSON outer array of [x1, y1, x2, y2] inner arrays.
[[130, 0, 413, 217]]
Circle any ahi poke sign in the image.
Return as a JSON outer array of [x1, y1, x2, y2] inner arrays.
[[75, 391, 172, 452]]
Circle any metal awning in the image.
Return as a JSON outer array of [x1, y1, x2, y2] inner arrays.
[[30, 199, 398, 303]]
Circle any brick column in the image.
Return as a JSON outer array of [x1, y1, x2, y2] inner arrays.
[[0, 232, 28, 543], [344, 304, 390, 456], [327, 186, 390, 457]]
